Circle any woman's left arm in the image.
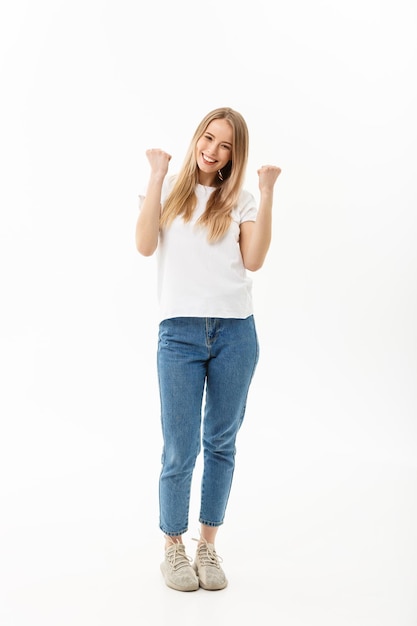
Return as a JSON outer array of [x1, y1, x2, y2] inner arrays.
[[239, 165, 281, 271]]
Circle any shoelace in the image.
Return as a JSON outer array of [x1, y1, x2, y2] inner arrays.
[[166, 543, 193, 571], [192, 537, 223, 569]]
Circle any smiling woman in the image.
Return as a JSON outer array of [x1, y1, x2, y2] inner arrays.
[[135, 106, 281, 592]]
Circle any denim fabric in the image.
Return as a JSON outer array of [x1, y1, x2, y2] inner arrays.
[[157, 316, 259, 536]]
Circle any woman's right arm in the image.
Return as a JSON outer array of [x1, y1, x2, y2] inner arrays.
[[135, 149, 171, 256]]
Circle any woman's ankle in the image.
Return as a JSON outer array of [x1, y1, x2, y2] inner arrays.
[[164, 535, 182, 550]]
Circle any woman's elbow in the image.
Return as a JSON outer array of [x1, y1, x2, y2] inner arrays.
[[136, 237, 158, 257], [244, 259, 264, 272]]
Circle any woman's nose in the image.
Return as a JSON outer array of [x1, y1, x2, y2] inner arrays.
[[206, 143, 218, 156]]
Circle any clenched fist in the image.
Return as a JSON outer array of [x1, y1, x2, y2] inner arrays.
[[257, 165, 281, 193], [146, 148, 172, 178]]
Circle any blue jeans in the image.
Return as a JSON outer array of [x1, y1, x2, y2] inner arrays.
[[157, 316, 259, 536]]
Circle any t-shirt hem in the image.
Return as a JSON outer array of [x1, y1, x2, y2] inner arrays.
[[158, 310, 254, 324]]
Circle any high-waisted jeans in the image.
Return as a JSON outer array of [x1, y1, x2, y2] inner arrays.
[[157, 316, 259, 536]]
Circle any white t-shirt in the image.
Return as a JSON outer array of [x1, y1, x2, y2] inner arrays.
[[139, 177, 258, 322]]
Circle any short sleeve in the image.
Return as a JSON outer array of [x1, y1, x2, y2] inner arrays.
[[234, 189, 257, 224]]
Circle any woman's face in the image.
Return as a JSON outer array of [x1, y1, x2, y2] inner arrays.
[[195, 118, 233, 186]]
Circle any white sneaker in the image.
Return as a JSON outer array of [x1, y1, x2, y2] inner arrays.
[[193, 538, 228, 590], [161, 542, 199, 592]]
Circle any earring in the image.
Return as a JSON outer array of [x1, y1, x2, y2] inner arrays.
[[217, 169, 224, 181]]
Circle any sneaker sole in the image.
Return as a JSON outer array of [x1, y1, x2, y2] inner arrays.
[[198, 579, 228, 591]]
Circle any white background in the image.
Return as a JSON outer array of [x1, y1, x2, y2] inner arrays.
[[1, 1, 416, 624]]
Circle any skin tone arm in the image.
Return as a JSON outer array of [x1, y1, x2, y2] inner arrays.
[[135, 149, 172, 256], [239, 165, 282, 271]]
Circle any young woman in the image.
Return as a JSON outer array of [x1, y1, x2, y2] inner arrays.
[[136, 107, 281, 592]]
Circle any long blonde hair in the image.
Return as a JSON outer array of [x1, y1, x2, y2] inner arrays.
[[160, 107, 249, 242]]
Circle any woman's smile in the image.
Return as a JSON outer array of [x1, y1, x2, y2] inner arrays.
[[201, 153, 218, 165]]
